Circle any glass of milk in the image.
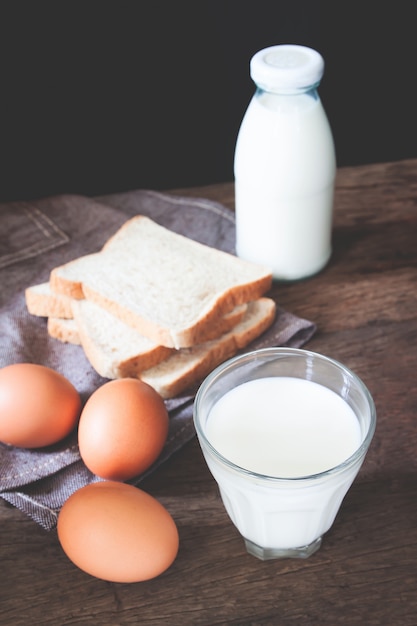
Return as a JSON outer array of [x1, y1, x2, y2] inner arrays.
[[193, 348, 376, 560]]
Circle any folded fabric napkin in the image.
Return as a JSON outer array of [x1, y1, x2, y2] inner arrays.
[[0, 190, 316, 530]]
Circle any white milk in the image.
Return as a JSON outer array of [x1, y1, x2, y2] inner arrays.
[[203, 377, 364, 552], [206, 377, 360, 477], [234, 45, 336, 281]]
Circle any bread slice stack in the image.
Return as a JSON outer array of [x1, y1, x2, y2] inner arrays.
[[26, 215, 275, 398]]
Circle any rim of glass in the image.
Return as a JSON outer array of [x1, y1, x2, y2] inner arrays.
[[193, 347, 377, 482]]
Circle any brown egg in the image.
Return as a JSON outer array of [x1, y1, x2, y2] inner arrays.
[[78, 378, 169, 481], [0, 363, 81, 448], [57, 481, 179, 582]]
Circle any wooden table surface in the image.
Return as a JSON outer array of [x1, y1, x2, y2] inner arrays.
[[1, 160, 417, 625]]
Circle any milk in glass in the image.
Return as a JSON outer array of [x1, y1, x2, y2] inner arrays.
[[194, 348, 376, 559], [206, 377, 361, 478], [204, 377, 363, 553]]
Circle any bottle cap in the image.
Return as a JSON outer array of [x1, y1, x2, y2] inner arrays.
[[250, 44, 324, 92]]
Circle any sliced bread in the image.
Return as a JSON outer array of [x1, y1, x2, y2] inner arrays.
[[47, 297, 276, 397], [26, 282, 74, 319], [70, 298, 250, 378], [139, 298, 276, 398], [25, 279, 247, 336], [71, 299, 173, 379], [50, 215, 272, 348], [47, 317, 81, 345]]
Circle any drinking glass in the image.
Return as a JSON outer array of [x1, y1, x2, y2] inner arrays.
[[193, 347, 376, 560]]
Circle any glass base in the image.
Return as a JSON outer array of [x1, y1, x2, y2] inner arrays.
[[244, 536, 322, 560]]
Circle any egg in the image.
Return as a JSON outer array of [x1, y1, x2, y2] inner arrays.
[[0, 363, 81, 448], [78, 378, 169, 481], [57, 481, 179, 582]]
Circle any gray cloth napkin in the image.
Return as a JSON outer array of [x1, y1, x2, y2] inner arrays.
[[0, 190, 316, 530]]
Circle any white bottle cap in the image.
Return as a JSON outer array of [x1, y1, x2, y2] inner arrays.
[[250, 44, 324, 91]]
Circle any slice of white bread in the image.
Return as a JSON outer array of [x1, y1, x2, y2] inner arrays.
[[139, 298, 276, 399], [71, 299, 173, 378], [70, 298, 253, 380], [50, 215, 272, 348], [47, 317, 81, 345], [25, 281, 248, 339], [26, 282, 73, 319]]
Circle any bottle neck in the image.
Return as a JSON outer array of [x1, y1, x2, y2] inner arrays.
[[253, 85, 322, 114], [255, 82, 320, 97]]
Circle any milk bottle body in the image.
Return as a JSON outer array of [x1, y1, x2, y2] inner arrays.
[[234, 45, 336, 281]]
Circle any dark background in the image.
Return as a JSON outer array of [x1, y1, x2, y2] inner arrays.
[[1, 1, 416, 201]]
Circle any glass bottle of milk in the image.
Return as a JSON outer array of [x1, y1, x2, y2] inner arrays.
[[234, 45, 336, 281]]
